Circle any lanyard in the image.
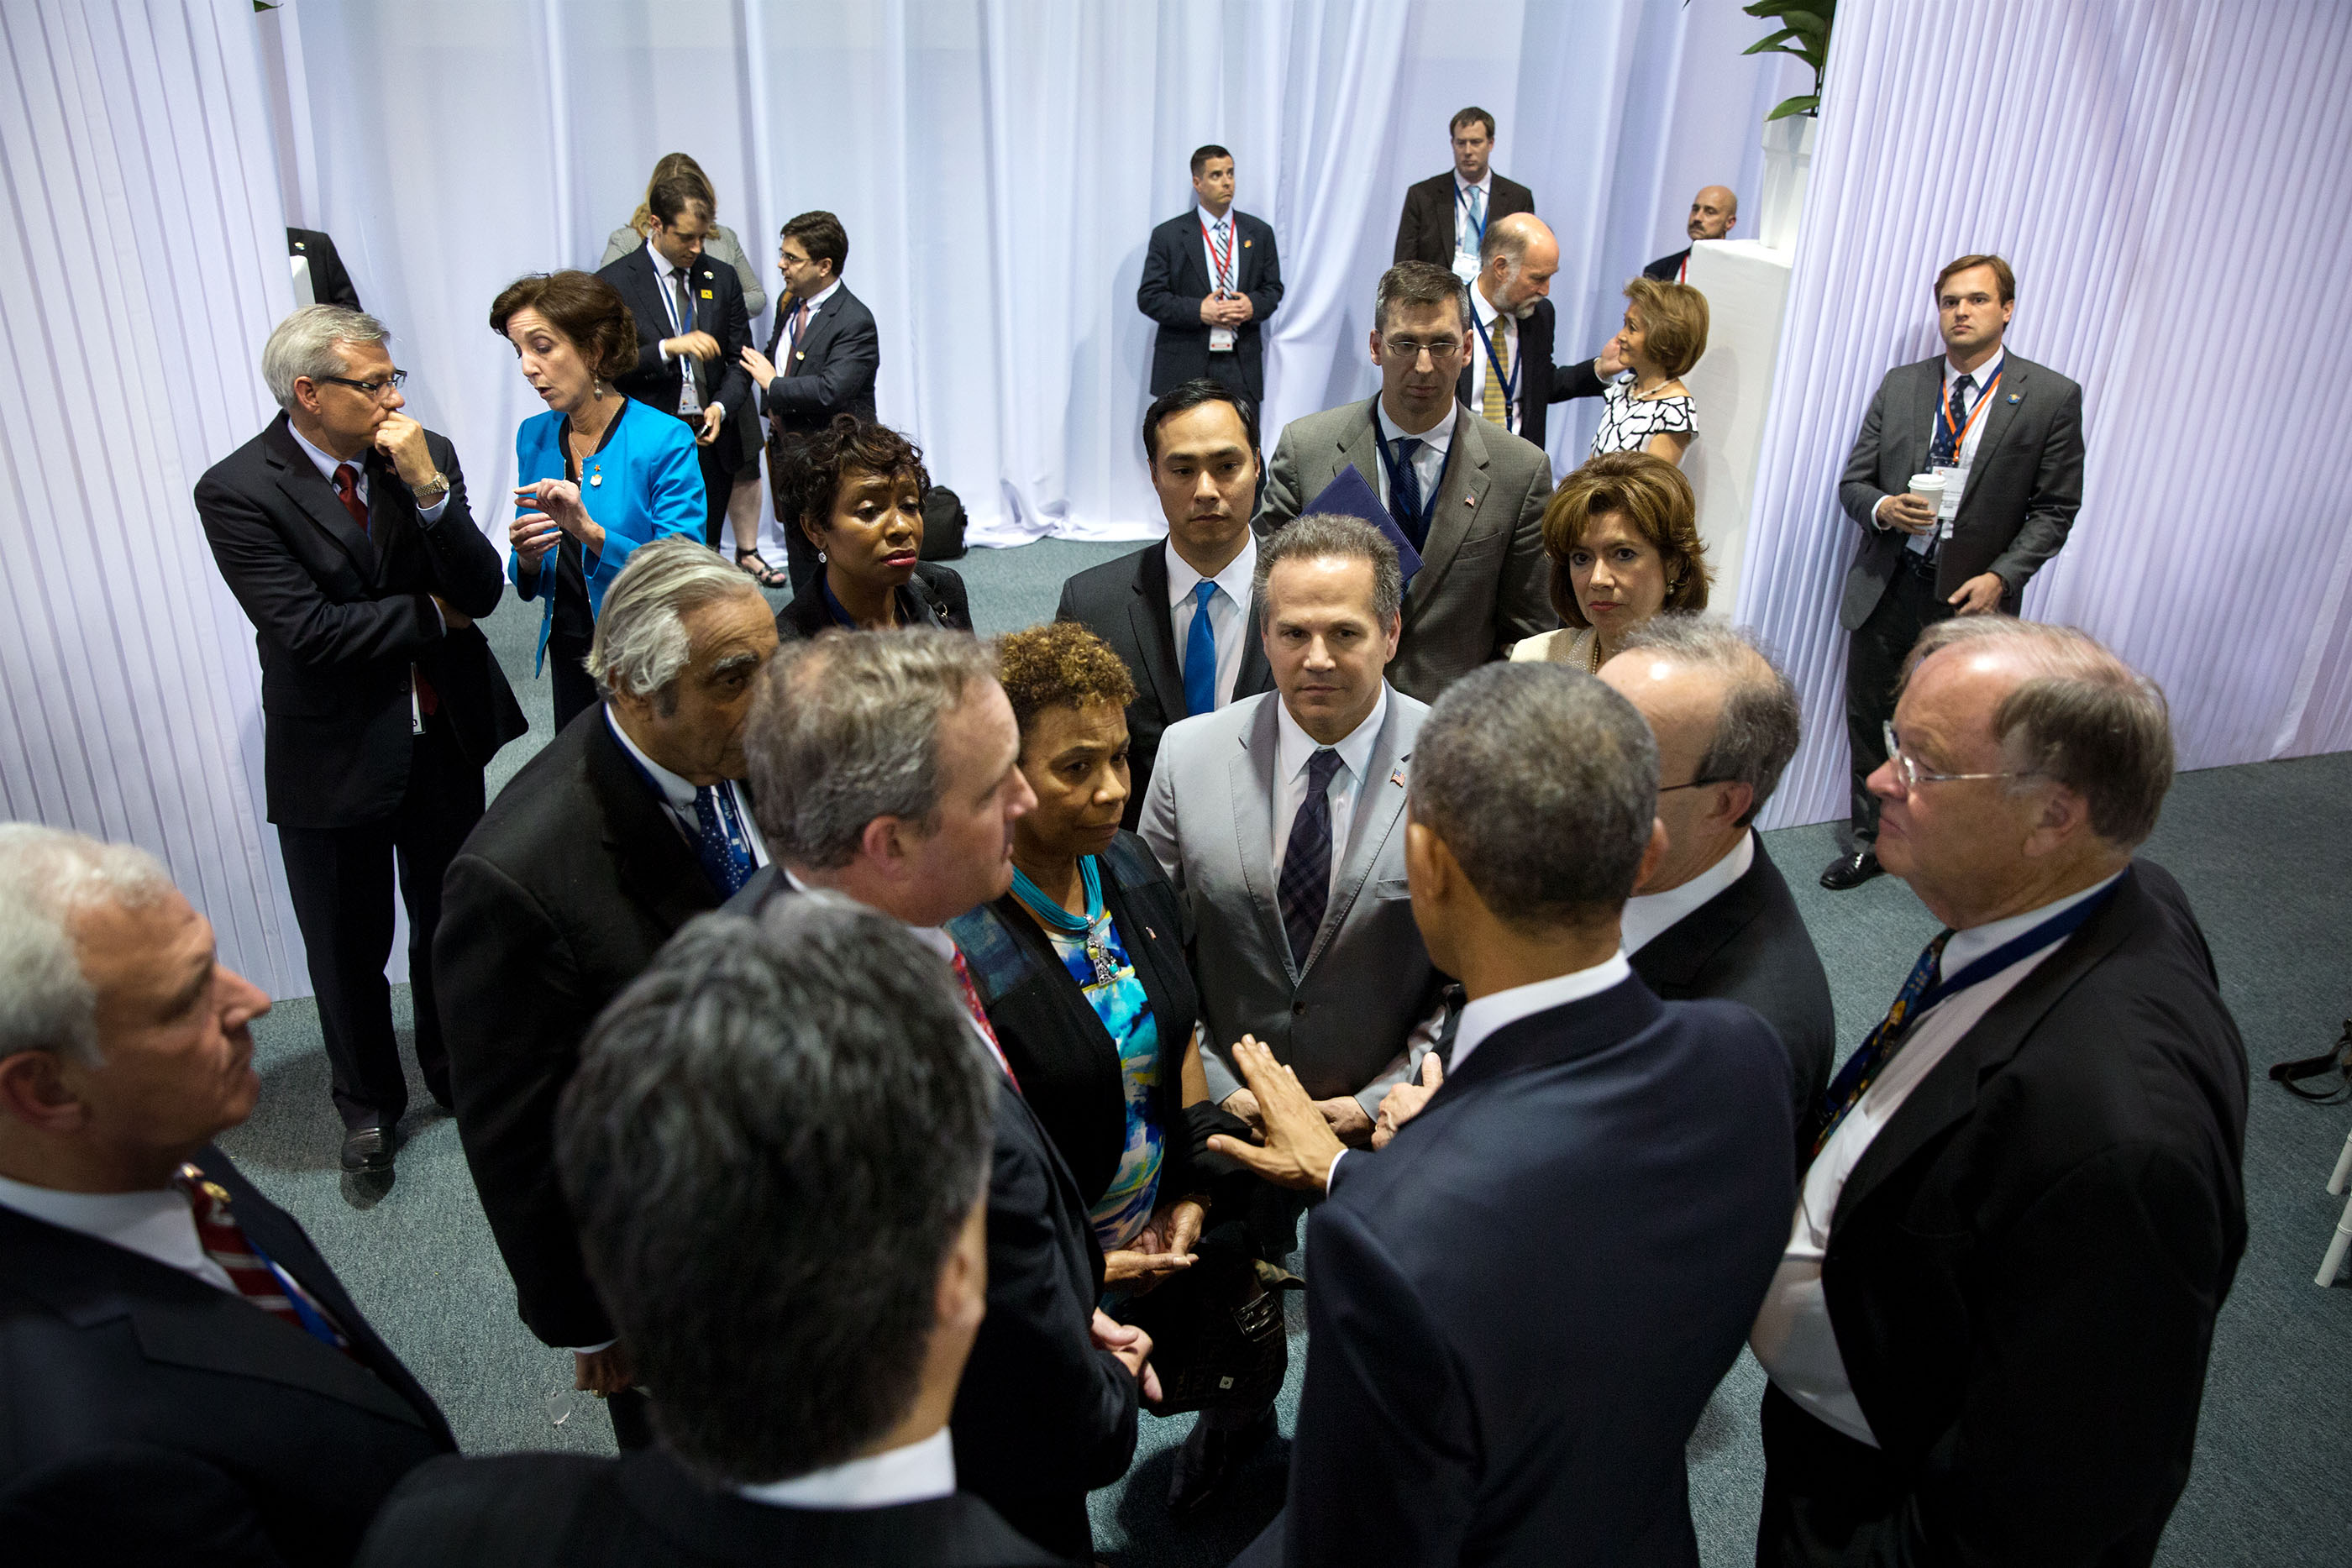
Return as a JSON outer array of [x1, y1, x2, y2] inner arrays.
[[1200, 215, 1236, 292], [1453, 181, 1487, 249], [1938, 367, 2004, 457], [658, 261, 695, 337], [244, 1237, 344, 1351], [1373, 416, 1455, 538], [1468, 307, 1520, 431], [1911, 878, 2118, 1023]]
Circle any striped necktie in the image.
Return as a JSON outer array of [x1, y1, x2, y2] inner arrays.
[[1481, 322, 1512, 427], [173, 1164, 351, 1352]]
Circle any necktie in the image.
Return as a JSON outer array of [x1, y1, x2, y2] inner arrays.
[[1811, 931, 1953, 1156], [172, 1164, 350, 1352], [1278, 748, 1344, 966], [1388, 436, 1428, 548], [950, 947, 1020, 1090], [1184, 579, 1219, 717], [331, 463, 368, 537], [675, 270, 701, 413], [1481, 321, 1512, 428], [692, 784, 757, 898], [1928, 374, 1974, 469]]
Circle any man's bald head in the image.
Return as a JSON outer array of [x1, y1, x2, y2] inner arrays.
[[1687, 186, 1737, 243], [1478, 212, 1561, 319]]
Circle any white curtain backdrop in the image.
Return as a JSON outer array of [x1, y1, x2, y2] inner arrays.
[[1740, 0, 2352, 828]]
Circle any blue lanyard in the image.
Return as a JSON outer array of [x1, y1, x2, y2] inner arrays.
[[1912, 878, 2121, 1021], [1467, 307, 1519, 431], [1453, 182, 1487, 247], [1373, 414, 1455, 536]]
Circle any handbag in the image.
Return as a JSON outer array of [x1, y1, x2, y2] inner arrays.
[[1111, 1220, 1301, 1417], [2268, 1020, 2352, 1104]]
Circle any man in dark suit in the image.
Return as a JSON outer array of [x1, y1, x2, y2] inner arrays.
[[359, 900, 1058, 1568], [0, 827, 453, 1567], [1261, 262, 1556, 700], [436, 540, 778, 1451], [724, 630, 1150, 1561], [196, 305, 524, 1174], [1751, 617, 2244, 1566], [1643, 184, 1738, 283], [1214, 662, 1796, 1567], [739, 209, 879, 590], [1137, 144, 1284, 401], [1055, 379, 1274, 824], [1823, 254, 2086, 890], [1393, 107, 1535, 275], [288, 226, 362, 310], [1455, 212, 1626, 455], [596, 173, 753, 551]]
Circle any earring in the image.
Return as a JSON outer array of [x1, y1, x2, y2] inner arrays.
[[816, 548, 827, 564]]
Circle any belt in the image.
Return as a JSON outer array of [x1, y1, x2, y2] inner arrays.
[[1898, 546, 1941, 579]]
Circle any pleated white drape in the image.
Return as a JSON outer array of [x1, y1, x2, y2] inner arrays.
[[1739, 0, 2352, 828]]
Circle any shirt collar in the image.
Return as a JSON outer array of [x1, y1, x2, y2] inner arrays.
[[1620, 831, 1755, 957], [286, 420, 358, 486], [0, 1172, 213, 1277], [1450, 952, 1635, 1073], [1275, 682, 1389, 793], [796, 277, 843, 314], [737, 1429, 956, 1511], [1196, 203, 1234, 229], [1939, 869, 2124, 979], [1454, 170, 1493, 197], [1375, 396, 1458, 454], [1945, 346, 2004, 393], [1165, 532, 1257, 611], [606, 706, 701, 816]]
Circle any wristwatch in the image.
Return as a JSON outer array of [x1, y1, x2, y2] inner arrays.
[[410, 471, 451, 506]]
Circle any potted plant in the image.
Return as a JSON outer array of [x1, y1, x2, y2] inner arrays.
[[1740, 0, 1833, 249]]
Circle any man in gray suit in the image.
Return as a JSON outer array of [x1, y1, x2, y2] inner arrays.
[[1823, 254, 2085, 891], [1139, 513, 1443, 1510], [1260, 261, 1555, 703]]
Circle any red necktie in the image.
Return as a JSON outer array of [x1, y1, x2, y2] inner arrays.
[[950, 947, 1020, 1093], [331, 463, 369, 537], [173, 1164, 352, 1353]]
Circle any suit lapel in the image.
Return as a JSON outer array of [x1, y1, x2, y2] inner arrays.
[[1235, 590, 1273, 697], [1129, 544, 1186, 720], [1226, 698, 1293, 981], [1902, 359, 1943, 480], [1633, 831, 1767, 989], [787, 296, 838, 378], [1953, 358, 2028, 527], [1303, 696, 1411, 973], [265, 417, 380, 579], [1405, 406, 1492, 623], [1334, 400, 1383, 506], [585, 710, 723, 934]]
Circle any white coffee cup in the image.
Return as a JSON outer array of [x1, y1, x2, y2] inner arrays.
[[1906, 473, 1946, 514]]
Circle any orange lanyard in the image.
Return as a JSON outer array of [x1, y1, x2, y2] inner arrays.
[[1938, 369, 2003, 456]]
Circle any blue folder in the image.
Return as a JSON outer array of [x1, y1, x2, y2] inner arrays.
[[1298, 463, 1423, 581]]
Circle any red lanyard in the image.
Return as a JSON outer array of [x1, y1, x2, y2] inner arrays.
[[1939, 368, 2004, 454], [1200, 216, 1236, 292]]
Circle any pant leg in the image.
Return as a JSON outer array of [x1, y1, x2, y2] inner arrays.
[[696, 440, 732, 549], [607, 1387, 657, 1451], [278, 818, 405, 1129], [549, 632, 599, 735], [1843, 565, 1936, 845], [724, 457, 764, 560], [392, 721, 486, 1111]]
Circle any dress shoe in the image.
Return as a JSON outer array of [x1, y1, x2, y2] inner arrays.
[[339, 1124, 395, 1174], [1819, 847, 1884, 891], [1168, 1406, 1278, 1517]]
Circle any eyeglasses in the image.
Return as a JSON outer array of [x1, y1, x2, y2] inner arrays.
[[1880, 721, 2041, 791], [1378, 336, 1465, 365], [316, 370, 408, 400], [1656, 777, 1729, 794]]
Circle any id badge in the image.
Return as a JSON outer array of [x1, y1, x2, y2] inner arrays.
[[1452, 251, 1480, 284], [1933, 464, 1965, 540]]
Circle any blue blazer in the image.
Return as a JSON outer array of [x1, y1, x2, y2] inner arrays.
[[510, 398, 705, 672]]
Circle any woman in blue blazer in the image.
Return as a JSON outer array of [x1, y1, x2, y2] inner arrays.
[[492, 270, 706, 732]]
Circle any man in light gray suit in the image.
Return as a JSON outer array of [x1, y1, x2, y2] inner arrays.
[[1139, 513, 1444, 1511], [1824, 253, 2086, 891], [1259, 261, 1555, 703]]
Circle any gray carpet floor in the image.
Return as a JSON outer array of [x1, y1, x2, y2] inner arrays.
[[217, 539, 2352, 1565]]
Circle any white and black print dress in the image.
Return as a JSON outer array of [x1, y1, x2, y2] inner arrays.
[[1589, 372, 1696, 459]]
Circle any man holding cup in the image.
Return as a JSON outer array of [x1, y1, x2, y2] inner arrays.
[[1820, 254, 2086, 891]]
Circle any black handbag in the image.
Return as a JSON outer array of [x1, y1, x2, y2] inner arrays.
[[1112, 1221, 1301, 1417], [2269, 1020, 2352, 1104], [920, 484, 969, 560]]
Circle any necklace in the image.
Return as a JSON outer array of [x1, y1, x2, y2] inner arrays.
[[1009, 857, 1118, 987], [1588, 632, 1605, 673]]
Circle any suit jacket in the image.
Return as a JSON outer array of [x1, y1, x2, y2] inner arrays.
[[1286, 978, 1794, 1567], [0, 1146, 454, 1568], [288, 227, 361, 311], [436, 706, 725, 1349], [759, 281, 880, 518], [1137, 209, 1284, 397], [724, 869, 1137, 1560], [1835, 350, 2086, 630], [1630, 832, 1835, 1135], [1261, 399, 1557, 701], [596, 244, 753, 475], [1784, 862, 2246, 1565], [1645, 247, 1690, 282], [1139, 688, 1441, 1114], [357, 1447, 1060, 1568], [1053, 541, 1274, 828], [1453, 295, 1611, 455], [775, 563, 971, 641], [196, 413, 526, 831], [1393, 171, 1535, 267]]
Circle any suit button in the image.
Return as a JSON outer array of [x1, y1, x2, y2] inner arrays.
[[1291, 1001, 1306, 1016]]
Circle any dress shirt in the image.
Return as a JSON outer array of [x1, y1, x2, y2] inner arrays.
[[1272, 684, 1389, 905], [1166, 533, 1257, 712], [1371, 398, 1458, 516], [286, 420, 450, 526], [1468, 282, 1523, 433], [605, 708, 769, 870], [1750, 870, 2124, 1445], [1197, 202, 1240, 352], [1619, 832, 1755, 957], [1452, 170, 1494, 261], [781, 277, 842, 356], [645, 239, 722, 419], [0, 1172, 236, 1294], [1897, 345, 2007, 556], [738, 1429, 956, 1511]]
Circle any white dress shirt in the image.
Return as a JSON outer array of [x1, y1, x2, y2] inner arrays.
[[1750, 871, 2124, 1445], [1167, 533, 1257, 712], [1197, 202, 1241, 352], [606, 709, 769, 869], [1899, 346, 2007, 556], [1619, 832, 1755, 958], [738, 1429, 956, 1510], [645, 238, 719, 418], [1452, 171, 1494, 277], [1272, 684, 1389, 905], [1468, 282, 1522, 433], [286, 420, 450, 527], [1371, 398, 1457, 519], [0, 1173, 235, 1294], [781, 276, 842, 359]]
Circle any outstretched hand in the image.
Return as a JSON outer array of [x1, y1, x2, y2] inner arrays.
[[1372, 1049, 1444, 1150], [1205, 1036, 1347, 1192]]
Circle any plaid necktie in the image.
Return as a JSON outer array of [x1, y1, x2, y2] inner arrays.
[[1278, 749, 1344, 966], [173, 1164, 350, 1352], [1812, 931, 1952, 1156]]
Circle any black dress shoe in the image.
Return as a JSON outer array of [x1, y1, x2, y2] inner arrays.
[[1819, 847, 1884, 891], [339, 1125, 395, 1173], [1168, 1407, 1278, 1517]]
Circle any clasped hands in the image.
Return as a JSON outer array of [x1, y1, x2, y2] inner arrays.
[[1101, 1196, 1207, 1291], [510, 479, 605, 573], [1198, 290, 1253, 328]]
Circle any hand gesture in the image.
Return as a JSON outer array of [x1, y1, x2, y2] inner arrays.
[[664, 330, 721, 363], [429, 594, 474, 632], [1206, 1036, 1347, 1192], [696, 405, 725, 446], [1316, 1095, 1373, 1146], [1372, 1050, 1443, 1150], [372, 412, 436, 486], [1593, 341, 1626, 380], [1948, 571, 2005, 616], [740, 344, 779, 391], [508, 485, 564, 572], [1221, 1087, 1263, 1131], [1090, 1309, 1163, 1404], [1877, 493, 1939, 536]]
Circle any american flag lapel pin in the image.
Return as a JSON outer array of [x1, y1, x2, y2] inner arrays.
[[1465, 494, 1476, 506], [1390, 766, 1407, 789]]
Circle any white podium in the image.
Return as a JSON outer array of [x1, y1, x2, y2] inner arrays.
[[1680, 239, 1793, 616]]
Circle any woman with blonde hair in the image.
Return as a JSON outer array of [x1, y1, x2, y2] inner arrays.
[[1589, 275, 1709, 466], [1510, 449, 1711, 669]]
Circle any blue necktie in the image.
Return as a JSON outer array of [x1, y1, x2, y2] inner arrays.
[[1928, 374, 1973, 469], [693, 783, 756, 899], [1389, 436, 1427, 548], [1278, 749, 1344, 967], [1184, 579, 1219, 718], [1811, 931, 1951, 1156]]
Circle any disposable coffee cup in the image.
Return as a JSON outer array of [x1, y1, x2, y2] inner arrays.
[[1906, 473, 1946, 512]]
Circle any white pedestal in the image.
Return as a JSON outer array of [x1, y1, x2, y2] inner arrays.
[[1681, 239, 1793, 616]]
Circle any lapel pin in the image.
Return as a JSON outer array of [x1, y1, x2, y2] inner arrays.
[[1243, 239, 1252, 248], [700, 289, 712, 299], [1464, 494, 1476, 506], [1390, 766, 1407, 789], [795, 351, 806, 360], [2007, 392, 2021, 403]]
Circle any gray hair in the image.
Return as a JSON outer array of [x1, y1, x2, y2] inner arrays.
[[1412, 664, 1659, 930], [743, 629, 1000, 869], [555, 898, 993, 1484], [1616, 615, 1802, 826], [0, 826, 174, 1067], [260, 304, 388, 410], [585, 538, 763, 711], [1903, 617, 2174, 847], [1255, 513, 1404, 629], [1374, 259, 1471, 335]]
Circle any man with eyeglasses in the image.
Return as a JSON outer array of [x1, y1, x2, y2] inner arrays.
[[196, 304, 524, 1175], [1748, 616, 2244, 1568], [1260, 260, 1554, 702]]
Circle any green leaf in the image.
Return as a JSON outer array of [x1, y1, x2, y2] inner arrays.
[[1766, 94, 1820, 121], [1743, 25, 1803, 52], [1781, 13, 1829, 40]]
